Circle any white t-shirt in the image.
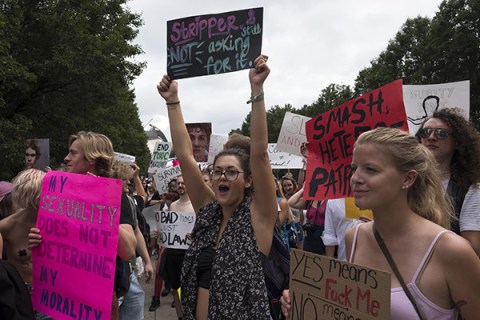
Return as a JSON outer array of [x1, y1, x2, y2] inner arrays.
[[322, 198, 362, 261], [442, 179, 480, 231]]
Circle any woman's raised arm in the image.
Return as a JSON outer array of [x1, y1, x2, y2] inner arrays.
[[157, 76, 215, 213], [249, 55, 278, 255]]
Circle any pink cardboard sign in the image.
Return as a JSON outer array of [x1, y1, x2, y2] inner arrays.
[[32, 171, 122, 320]]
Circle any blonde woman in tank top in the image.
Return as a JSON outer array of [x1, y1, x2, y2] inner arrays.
[[281, 127, 480, 319]]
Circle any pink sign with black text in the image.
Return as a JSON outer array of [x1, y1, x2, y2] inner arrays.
[[32, 171, 122, 320]]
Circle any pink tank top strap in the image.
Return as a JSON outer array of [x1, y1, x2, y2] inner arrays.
[[413, 230, 452, 283], [348, 223, 363, 262]]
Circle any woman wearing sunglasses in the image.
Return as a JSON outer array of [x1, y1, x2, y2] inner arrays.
[[157, 55, 277, 320], [416, 108, 480, 256]]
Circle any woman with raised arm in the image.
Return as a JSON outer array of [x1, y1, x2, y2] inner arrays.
[[156, 55, 277, 320]]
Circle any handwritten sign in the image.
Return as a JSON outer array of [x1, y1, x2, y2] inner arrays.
[[403, 80, 470, 133], [305, 80, 408, 200], [148, 142, 172, 174], [114, 152, 136, 165], [153, 164, 182, 194], [167, 7, 263, 79], [276, 112, 312, 156], [268, 143, 304, 169], [32, 171, 122, 320], [142, 204, 161, 236], [289, 249, 390, 320], [207, 133, 228, 164], [156, 211, 195, 249]]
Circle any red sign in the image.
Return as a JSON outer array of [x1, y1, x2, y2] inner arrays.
[[304, 80, 408, 200]]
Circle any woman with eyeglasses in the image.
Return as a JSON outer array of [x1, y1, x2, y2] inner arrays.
[[156, 55, 277, 320], [416, 108, 480, 256]]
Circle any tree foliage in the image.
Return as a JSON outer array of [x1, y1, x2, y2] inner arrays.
[[355, 0, 480, 126], [0, 0, 150, 179], [234, 0, 479, 140], [233, 84, 354, 143]]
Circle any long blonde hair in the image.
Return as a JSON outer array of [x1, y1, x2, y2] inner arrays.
[[355, 127, 454, 228], [275, 178, 294, 223]]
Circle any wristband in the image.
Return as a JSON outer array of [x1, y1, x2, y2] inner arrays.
[[246, 92, 264, 104], [166, 101, 180, 105]]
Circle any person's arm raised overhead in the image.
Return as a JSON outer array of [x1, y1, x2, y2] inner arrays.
[[157, 76, 214, 213], [249, 55, 277, 255], [288, 185, 308, 210]]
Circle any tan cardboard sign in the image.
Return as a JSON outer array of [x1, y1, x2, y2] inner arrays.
[[289, 249, 390, 320]]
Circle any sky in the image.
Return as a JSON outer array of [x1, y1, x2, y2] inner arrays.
[[126, 0, 443, 141]]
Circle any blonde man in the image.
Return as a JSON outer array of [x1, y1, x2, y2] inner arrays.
[[29, 131, 137, 319]]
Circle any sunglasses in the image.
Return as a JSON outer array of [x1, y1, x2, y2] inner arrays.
[[417, 128, 450, 140]]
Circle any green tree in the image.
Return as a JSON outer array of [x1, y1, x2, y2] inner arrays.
[[301, 83, 355, 118], [0, 0, 150, 179], [355, 0, 480, 126], [235, 104, 296, 142], [233, 83, 354, 143], [354, 16, 433, 94], [429, 0, 480, 125]]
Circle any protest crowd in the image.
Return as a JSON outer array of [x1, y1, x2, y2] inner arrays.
[[2, 7, 480, 320]]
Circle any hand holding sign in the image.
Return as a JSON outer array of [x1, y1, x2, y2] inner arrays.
[[157, 75, 179, 103], [249, 54, 269, 89]]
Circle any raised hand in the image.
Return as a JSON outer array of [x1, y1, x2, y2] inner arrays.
[[157, 75, 179, 103], [249, 54, 270, 92]]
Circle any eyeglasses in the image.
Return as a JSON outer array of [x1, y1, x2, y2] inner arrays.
[[25, 153, 36, 157], [210, 168, 244, 181], [417, 128, 450, 140]]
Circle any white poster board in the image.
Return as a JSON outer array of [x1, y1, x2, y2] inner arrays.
[[114, 152, 136, 165], [152, 164, 182, 194], [268, 143, 304, 169], [275, 112, 311, 156], [207, 133, 228, 164], [157, 211, 196, 249], [148, 142, 172, 174], [403, 80, 470, 133], [142, 204, 161, 236]]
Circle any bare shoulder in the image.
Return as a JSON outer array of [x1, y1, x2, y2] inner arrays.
[[345, 220, 370, 240], [345, 221, 370, 258], [0, 213, 15, 234], [278, 197, 288, 207], [436, 231, 478, 264]]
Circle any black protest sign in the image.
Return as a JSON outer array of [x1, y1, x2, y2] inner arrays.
[[167, 7, 263, 79]]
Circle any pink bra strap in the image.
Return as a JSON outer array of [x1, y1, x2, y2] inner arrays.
[[413, 230, 451, 283]]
